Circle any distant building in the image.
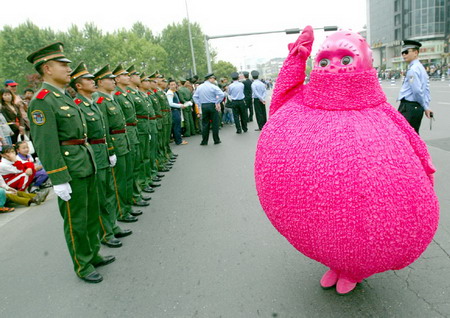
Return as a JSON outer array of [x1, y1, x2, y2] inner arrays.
[[367, 0, 450, 71], [258, 58, 285, 79]]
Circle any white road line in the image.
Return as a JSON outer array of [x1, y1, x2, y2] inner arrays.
[[438, 102, 450, 105]]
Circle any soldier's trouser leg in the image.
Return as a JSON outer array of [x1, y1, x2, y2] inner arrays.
[[97, 168, 115, 242], [150, 127, 158, 177], [132, 143, 142, 200], [58, 174, 100, 278], [138, 133, 151, 186], [163, 122, 171, 158], [182, 108, 192, 137], [128, 143, 138, 205], [113, 153, 132, 220], [187, 107, 195, 135], [156, 127, 166, 169], [105, 167, 123, 235]]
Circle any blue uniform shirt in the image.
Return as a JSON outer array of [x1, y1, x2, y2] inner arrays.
[[193, 81, 224, 105], [398, 59, 430, 110], [228, 80, 245, 100], [251, 79, 266, 102]]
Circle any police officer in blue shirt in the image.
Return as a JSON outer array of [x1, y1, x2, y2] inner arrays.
[[251, 70, 267, 131], [228, 72, 248, 134], [193, 73, 224, 145], [397, 40, 432, 134]]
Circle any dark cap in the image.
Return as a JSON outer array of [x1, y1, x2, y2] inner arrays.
[[157, 74, 165, 79], [402, 40, 422, 53], [112, 64, 129, 76], [204, 73, 216, 80], [230, 72, 239, 80], [26, 42, 72, 70], [126, 65, 140, 76], [251, 70, 259, 78], [148, 71, 158, 79], [93, 64, 116, 81], [242, 71, 249, 77], [4, 80, 18, 87], [140, 72, 150, 81], [70, 62, 94, 83]]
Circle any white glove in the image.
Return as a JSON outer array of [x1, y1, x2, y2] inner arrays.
[[184, 101, 193, 107], [109, 154, 117, 167], [54, 183, 72, 201]]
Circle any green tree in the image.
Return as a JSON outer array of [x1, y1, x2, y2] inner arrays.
[[212, 60, 237, 80]]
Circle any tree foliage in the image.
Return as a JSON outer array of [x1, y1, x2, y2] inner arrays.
[[212, 60, 237, 80], [0, 20, 228, 91]]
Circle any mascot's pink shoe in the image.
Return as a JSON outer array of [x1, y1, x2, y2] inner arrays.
[[336, 277, 357, 295], [320, 269, 339, 288]]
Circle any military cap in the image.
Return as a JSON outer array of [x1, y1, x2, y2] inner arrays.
[[251, 70, 259, 78], [112, 64, 129, 76], [179, 77, 186, 84], [140, 72, 150, 81], [204, 73, 216, 80], [157, 74, 165, 79], [26, 42, 72, 70], [70, 62, 94, 84], [230, 72, 239, 80], [242, 71, 250, 77], [402, 40, 422, 53], [93, 64, 116, 81], [126, 65, 140, 76], [148, 71, 158, 79]]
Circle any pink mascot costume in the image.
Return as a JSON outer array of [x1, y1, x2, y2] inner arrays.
[[254, 26, 439, 294]]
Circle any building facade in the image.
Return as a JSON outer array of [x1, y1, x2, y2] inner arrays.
[[367, 0, 449, 73]]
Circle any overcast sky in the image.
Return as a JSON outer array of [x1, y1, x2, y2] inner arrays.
[[1, 0, 367, 69]]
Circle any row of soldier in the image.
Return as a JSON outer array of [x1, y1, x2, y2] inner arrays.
[[26, 42, 181, 283]]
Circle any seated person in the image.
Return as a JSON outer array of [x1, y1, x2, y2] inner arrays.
[[0, 145, 35, 191], [15, 141, 50, 192], [0, 174, 49, 206], [0, 187, 14, 213]]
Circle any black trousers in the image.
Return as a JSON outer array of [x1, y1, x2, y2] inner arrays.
[[201, 103, 220, 144], [231, 100, 248, 132], [398, 99, 424, 134], [245, 97, 253, 121], [171, 109, 182, 144], [253, 98, 267, 130]]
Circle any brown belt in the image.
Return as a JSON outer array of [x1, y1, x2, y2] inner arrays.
[[137, 115, 150, 119], [88, 138, 106, 145], [110, 129, 126, 134], [161, 109, 171, 112], [155, 115, 162, 118], [150, 116, 156, 120], [126, 123, 137, 126], [60, 139, 87, 146]]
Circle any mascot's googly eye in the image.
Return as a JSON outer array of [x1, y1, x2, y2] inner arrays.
[[341, 56, 353, 65], [319, 59, 330, 67]]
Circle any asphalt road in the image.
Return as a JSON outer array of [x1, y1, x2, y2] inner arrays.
[[0, 81, 449, 318]]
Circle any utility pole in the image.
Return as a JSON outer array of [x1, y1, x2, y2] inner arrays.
[[185, 0, 197, 75]]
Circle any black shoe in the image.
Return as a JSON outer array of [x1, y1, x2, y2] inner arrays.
[[142, 186, 155, 193], [152, 177, 162, 182], [93, 255, 116, 268], [159, 168, 170, 172], [166, 163, 174, 166], [117, 215, 138, 223], [133, 199, 149, 207], [141, 194, 152, 201], [157, 174, 165, 178], [80, 271, 103, 283], [243, 129, 248, 133], [150, 183, 161, 187], [200, 142, 207, 146], [214, 141, 222, 144], [101, 238, 122, 248], [171, 154, 178, 158], [255, 128, 261, 131], [115, 229, 132, 238], [130, 209, 143, 216], [248, 119, 253, 122], [236, 130, 242, 134]]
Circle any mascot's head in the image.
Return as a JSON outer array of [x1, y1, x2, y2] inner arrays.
[[313, 30, 373, 73]]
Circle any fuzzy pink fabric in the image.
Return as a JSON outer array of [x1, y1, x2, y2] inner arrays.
[[255, 69, 439, 282]]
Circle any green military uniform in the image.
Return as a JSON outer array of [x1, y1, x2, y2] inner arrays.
[[154, 76, 174, 161], [70, 62, 124, 245], [26, 43, 103, 279], [113, 64, 143, 203], [93, 65, 134, 223], [177, 84, 195, 137]]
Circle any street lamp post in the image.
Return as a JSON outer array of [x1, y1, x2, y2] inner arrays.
[[204, 26, 338, 73]]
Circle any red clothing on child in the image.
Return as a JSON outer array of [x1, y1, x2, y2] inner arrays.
[[0, 159, 35, 191]]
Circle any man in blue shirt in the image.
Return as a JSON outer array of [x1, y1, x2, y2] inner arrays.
[[228, 72, 248, 134], [251, 70, 267, 131], [193, 73, 224, 145], [397, 40, 432, 134]]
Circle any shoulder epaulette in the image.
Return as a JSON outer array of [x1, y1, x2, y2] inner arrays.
[[36, 89, 51, 100], [74, 98, 82, 105], [115, 91, 121, 96], [127, 89, 131, 93], [153, 89, 157, 93], [147, 91, 151, 95], [96, 96, 105, 104]]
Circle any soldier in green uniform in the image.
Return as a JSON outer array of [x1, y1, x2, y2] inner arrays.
[[69, 63, 132, 248], [93, 65, 140, 225], [27, 43, 114, 283], [113, 64, 151, 209], [177, 79, 195, 137]]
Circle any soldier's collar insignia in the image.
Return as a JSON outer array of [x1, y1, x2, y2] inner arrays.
[[31, 110, 46, 125], [53, 91, 61, 97], [87, 112, 95, 116], [60, 106, 70, 110], [83, 102, 90, 106], [106, 98, 111, 101]]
